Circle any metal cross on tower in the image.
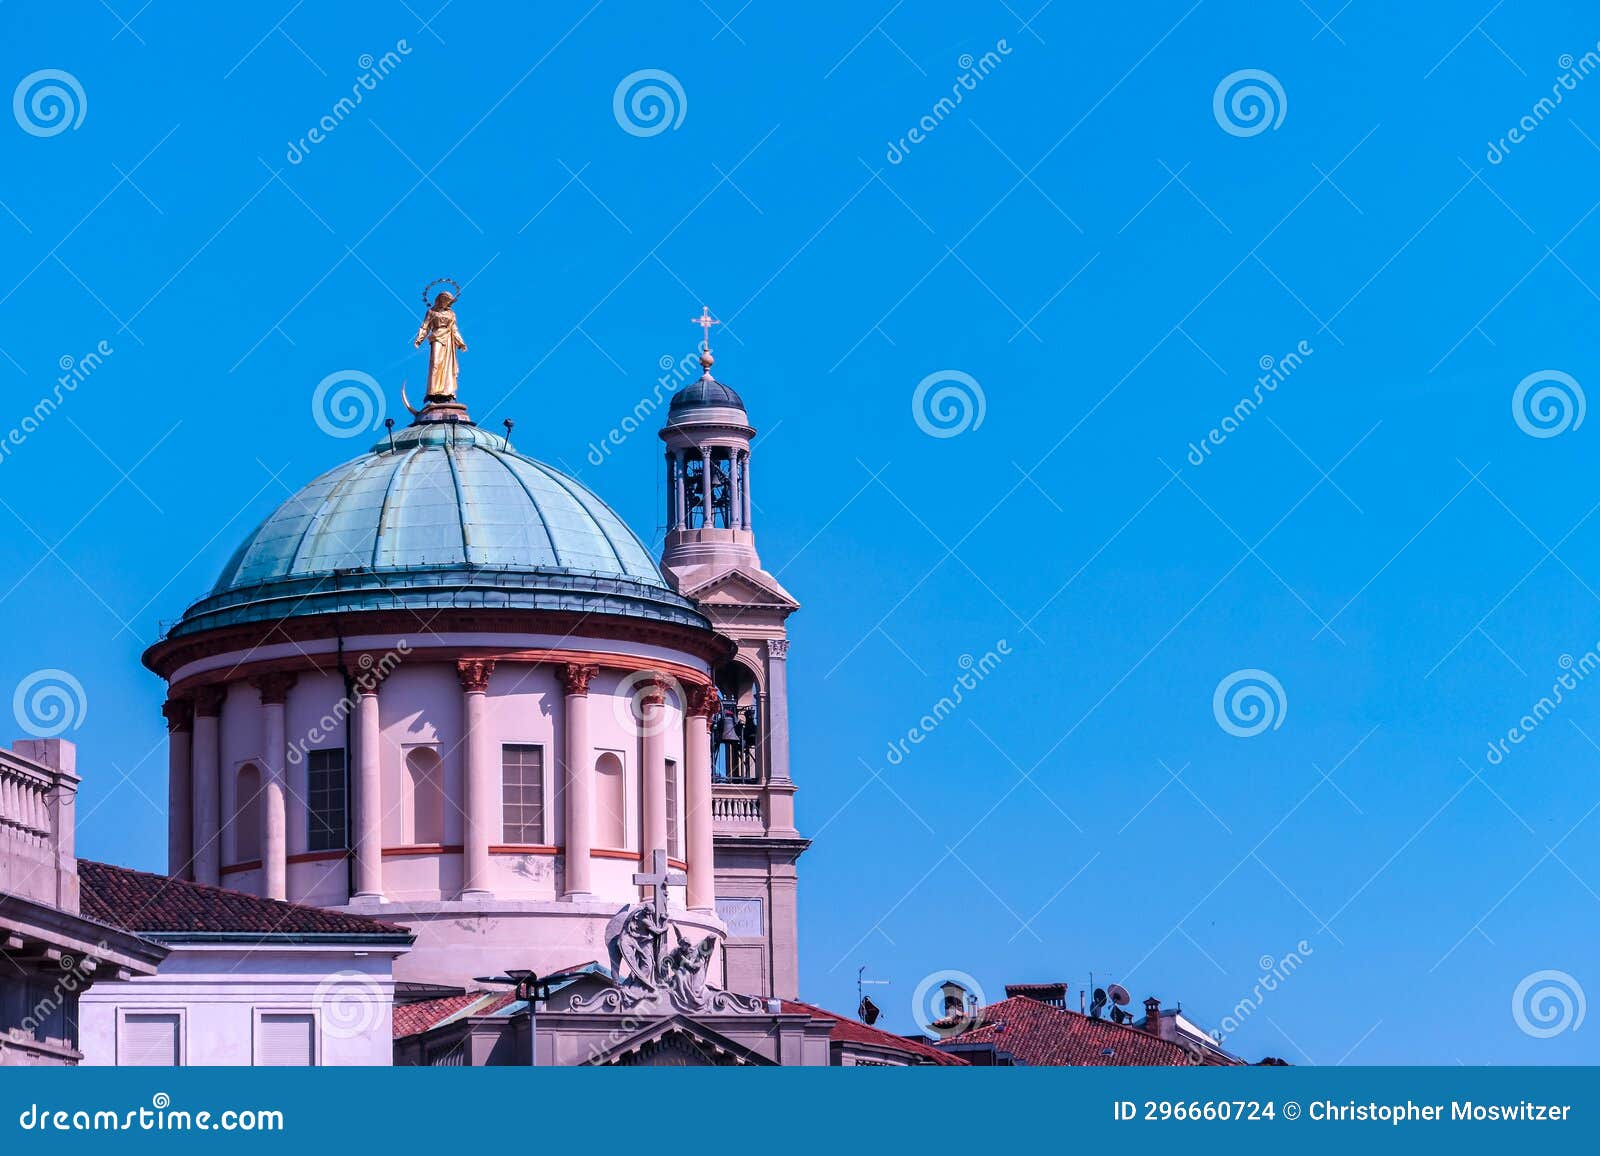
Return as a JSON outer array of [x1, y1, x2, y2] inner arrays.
[[690, 305, 720, 351]]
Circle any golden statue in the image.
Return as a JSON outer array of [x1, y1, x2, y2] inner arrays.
[[413, 279, 467, 401]]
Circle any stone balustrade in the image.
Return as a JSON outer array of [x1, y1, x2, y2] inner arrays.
[[711, 788, 765, 830]]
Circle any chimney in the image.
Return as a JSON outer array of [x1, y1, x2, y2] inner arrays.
[[1143, 996, 1163, 1035], [1004, 982, 1067, 1008], [929, 980, 976, 1039]]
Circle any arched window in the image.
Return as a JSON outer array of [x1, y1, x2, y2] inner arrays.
[[712, 661, 762, 783], [406, 748, 444, 845], [595, 752, 627, 849], [235, 764, 262, 862]]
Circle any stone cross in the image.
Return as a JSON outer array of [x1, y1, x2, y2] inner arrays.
[[633, 849, 687, 923]]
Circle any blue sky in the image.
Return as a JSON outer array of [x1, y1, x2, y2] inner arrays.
[[4, 1, 1599, 1064]]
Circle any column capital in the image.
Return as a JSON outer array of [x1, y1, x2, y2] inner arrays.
[[193, 684, 227, 718], [635, 673, 671, 709], [251, 671, 298, 705], [766, 638, 789, 660], [685, 682, 721, 718], [456, 657, 496, 694], [161, 696, 193, 733], [353, 655, 394, 696], [558, 661, 600, 697]]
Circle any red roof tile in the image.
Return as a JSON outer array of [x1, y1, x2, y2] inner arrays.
[[940, 997, 1193, 1066], [78, 860, 410, 938], [393, 991, 518, 1038], [782, 1000, 968, 1065]]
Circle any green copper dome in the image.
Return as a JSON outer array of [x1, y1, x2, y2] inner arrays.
[[168, 419, 704, 638]]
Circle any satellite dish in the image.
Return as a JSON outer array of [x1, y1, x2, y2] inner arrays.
[[858, 995, 881, 1026], [1107, 983, 1131, 1007]]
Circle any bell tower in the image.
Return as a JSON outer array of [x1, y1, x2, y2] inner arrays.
[[659, 308, 807, 1001]]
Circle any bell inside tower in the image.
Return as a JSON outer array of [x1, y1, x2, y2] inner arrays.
[[711, 661, 761, 783], [669, 447, 746, 531]]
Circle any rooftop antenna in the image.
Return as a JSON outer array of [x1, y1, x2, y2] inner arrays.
[[384, 417, 396, 454], [503, 418, 515, 451]]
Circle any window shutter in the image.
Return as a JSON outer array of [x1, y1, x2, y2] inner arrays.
[[120, 1013, 179, 1066], [256, 1013, 315, 1066]]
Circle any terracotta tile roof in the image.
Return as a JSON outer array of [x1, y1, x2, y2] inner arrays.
[[393, 991, 518, 1038], [78, 860, 410, 939], [939, 996, 1194, 1066], [782, 1000, 968, 1065]]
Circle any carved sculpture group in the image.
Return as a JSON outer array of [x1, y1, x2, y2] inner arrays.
[[572, 851, 765, 1016]]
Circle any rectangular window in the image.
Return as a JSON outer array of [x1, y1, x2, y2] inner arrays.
[[255, 1012, 316, 1066], [502, 744, 545, 844], [665, 757, 680, 859], [306, 748, 347, 852], [119, 1012, 181, 1066]]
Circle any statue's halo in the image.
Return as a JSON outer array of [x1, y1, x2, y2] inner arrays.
[[422, 277, 462, 306]]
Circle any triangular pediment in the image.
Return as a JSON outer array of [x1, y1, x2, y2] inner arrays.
[[583, 1014, 776, 1066], [684, 567, 799, 611]]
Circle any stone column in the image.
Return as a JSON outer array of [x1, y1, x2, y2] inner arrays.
[[352, 673, 384, 902], [191, 685, 226, 887], [699, 447, 713, 528], [638, 675, 669, 886], [559, 663, 598, 900], [728, 451, 741, 530], [741, 450, 751, 528], [765, 639, 798, 837], [252, 672, 297, 901], [664, 450, 676, 529], [665, 451, 678, 528], [684, 683, 718, 912], [457, 658, 496, 899], [765, 640, 791, 784], [162, 697, 193, 880]]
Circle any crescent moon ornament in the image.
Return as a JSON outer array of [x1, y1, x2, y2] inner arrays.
[[400, 379, 420, 417], [422, 277, 462, 305]]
